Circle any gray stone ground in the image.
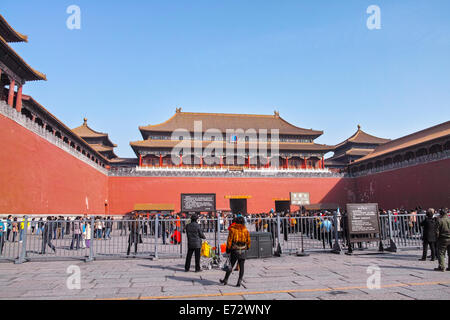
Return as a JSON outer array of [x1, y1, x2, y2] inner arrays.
[[0, 248, 449, 300]]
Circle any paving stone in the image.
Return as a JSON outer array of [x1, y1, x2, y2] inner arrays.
[[21, 289, 80, 298], [241, 276, 298, 283], [161, 286, 202, 293], [80, 288, 118, 296], [392, 290, 450, 300], [117, 287, 152, 295], [0, 291, 28, 298], [288, 290, 333, 299], [93, 282, 130, 289], [130, 282, 169, 288], [243, 293, 296, 300], [237, 281, 300, 291], [317, 292, 414, 300]]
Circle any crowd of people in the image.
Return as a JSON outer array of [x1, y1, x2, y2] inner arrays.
[[0, 216, 117, 255], [0, 208, 449, 270]]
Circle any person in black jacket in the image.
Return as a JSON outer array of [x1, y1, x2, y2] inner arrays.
[[41, 217, 56, 254], [419, 209, 438, 261], [127, 214, 142, 256], [65, 217, 71, 237], [184, 213, 206, 272]]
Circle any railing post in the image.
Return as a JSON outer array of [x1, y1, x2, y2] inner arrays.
[[85, 217, 95, 262], [180, 218, 183, 258], [386, 212, 397, 252], [15, 216, 28, 264], [154, 214, 159, 259], [331, 211, 341, 254], [216, 212, 221, 260]]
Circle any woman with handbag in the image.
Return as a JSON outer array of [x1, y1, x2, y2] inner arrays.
[[220, 216, 251, 287]]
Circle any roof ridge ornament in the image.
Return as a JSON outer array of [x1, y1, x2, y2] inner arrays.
[[83, 118, 87, 126], [176, 107, 182, 113], [357, 124, 361, 130], [274, 110, 280, 117]]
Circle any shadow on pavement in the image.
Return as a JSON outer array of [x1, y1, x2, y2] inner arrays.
[[167, 276, 218, 286], [137, 264, 185, 272]]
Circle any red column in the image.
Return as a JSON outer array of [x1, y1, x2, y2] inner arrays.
[[8, 79, 15, 107], [139, 154, 142, 167], [16, 85, 23, 112], [179, 155, 183, 167], [159, 154, 163, 167], [200, 156, 203, 168], [285, 158, 288, 169], [322, 156, 324, 169], [304, 158, 307, 169], [247, 156, 250, 168]]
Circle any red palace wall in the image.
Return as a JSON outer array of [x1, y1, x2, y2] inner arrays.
[[2, 111, 449, 215], [0, 114, 108, 215], [354, 158, 450, 210], [108, 176, 356, 214]]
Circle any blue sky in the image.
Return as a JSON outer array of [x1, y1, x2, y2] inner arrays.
[[2, 1, 450, 158]]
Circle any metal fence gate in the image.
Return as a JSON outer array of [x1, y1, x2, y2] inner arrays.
[[0, 213, 433, 264]]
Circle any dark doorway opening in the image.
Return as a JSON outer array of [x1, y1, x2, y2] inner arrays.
[[275, 200, 290, 213], [230, 199, 247, 215]]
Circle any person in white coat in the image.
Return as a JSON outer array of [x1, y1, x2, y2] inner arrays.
[[85, 221, 92, 249]]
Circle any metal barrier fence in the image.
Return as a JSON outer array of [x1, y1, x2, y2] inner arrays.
[[0, 217, 224, 263], [380, 214, 426, 248], [0, 213, 431, 263]]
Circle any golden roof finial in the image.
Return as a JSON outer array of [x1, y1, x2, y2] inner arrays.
[[274, 110, 280, 117], [357, 124, 361, 130], [176, 107, 182, 113], [83, 118, 88, 125]]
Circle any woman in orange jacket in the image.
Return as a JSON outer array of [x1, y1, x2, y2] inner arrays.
[[220, 216, 251, 287]]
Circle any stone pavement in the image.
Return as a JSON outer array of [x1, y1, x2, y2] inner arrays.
[[0, 249, 449, 300]]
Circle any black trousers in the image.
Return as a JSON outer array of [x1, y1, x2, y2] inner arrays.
[[0, 234, 4, 254], [185, 248, 201, 271], [70, 234, 81, 250], [422, 240, 436, 260], [224, 250, 245, 282], [41, 237, 55, 253], [322, 231, 333, 249], [127, 241, 138, 255]]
